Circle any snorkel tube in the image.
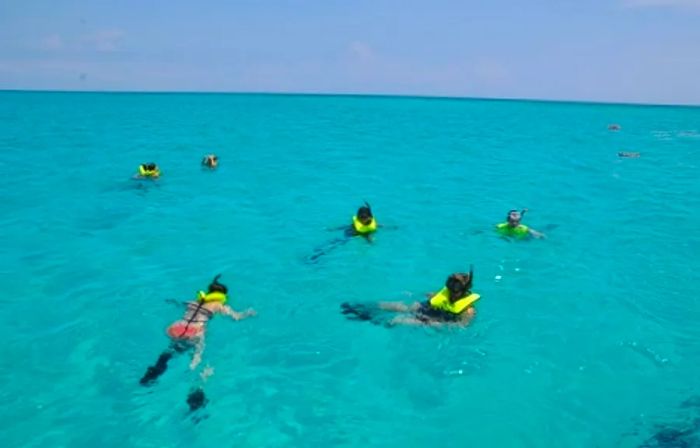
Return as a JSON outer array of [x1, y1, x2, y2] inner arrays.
[[210, 274, 224, 290]]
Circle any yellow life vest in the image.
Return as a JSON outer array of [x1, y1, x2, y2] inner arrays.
[[139, 165, 160, 177], [429, 287, 480, 314], [496, 222, 529, 238], [197, 291, 227, 304], [352, 216, 378, 234]]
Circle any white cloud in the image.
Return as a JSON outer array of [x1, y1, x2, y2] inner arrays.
[[35, 29, 126, 54], [84, 29, 125, 52], [348, 41, 374, 62], [472, 60, 511, 85], [621, 0, 700, 9], [40, 34, 64, 51]]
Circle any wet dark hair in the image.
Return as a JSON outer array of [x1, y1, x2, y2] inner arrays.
[[143, 163, 157, 171], [446, 266, 474, 296], [207, 274, 228, 294], [357, 207, 372, 219], [357, 201, 373, 219]]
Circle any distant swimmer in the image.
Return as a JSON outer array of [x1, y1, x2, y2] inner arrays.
[[201, 154, 219, 168], [348, 202, 379, 238], [135, 162, 161, 179], [341, 266, 480, 327], [618, 151, 640, 158], [139, 275, 255, 410], [608, 124, 622, 131], [495, 209, 545, 239], [306, 202, 393, 263]]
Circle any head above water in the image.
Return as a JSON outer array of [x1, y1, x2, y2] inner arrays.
[[202, 154, 218, 167], [141, 162, 158, 171], [356, 202, 373, 224], [506, 209, 526, 227], [207, 274, 228, 294], [445, 266, 473, 299]]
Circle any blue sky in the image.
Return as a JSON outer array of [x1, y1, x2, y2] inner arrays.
[[1, 0, 699, 104]]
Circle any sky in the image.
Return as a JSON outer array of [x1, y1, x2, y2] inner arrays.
[[1, 0, 699, 104]]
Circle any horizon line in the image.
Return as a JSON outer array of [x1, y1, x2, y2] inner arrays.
[[1, 88, 698, 109]]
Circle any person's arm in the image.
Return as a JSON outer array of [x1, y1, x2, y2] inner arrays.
[[528, 228, 546, 239], [453, 307, 476, 327], [327, 225, 350, 231], [221, 305, 256, 321]]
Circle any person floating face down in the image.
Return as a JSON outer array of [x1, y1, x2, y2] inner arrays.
[[136, 162, 161, 179], [139, 275, 255, 409], [495, 209, 545, 239], [341, 267, 481, 327], [201, 154, 219, 169]]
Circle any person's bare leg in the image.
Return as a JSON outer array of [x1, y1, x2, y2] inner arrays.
[[386, 315, 437, 327], [378, 301, 420, 312], [190, 336, 205, 370]]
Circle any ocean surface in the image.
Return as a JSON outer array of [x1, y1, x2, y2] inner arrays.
[[0, 91, 699, 448]]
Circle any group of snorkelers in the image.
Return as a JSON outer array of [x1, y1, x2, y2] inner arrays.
[[133, 151, 546, 411], [339, 205, 543, 327], [139, 199, 545, 412], [133, 154, 219, 179]]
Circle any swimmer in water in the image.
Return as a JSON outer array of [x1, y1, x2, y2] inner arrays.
[[201, 154, 219, 168], [495, 209, 545, 239], [134, 162, 160, 179], [307, 202, 389, 263], [139, 275, 255, 409], [618, 151, 640, 158], [341, 267, 480, 327]]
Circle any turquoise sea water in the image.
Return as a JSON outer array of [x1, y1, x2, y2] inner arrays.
[[1, 91, 699, 447]]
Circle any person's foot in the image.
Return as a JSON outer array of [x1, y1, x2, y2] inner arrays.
[[139, 352, 172, 386], [200, 365, 215, 382], [341, 302, 373, 320]]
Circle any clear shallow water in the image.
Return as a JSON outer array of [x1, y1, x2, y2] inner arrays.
[[0, 91, 699, 447]]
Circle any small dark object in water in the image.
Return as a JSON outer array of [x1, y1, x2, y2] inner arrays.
[[618, 151, 641, 158], [187, 388, 208, 412], [609, 124, 622, 131], [139, 352, 173, 386], [341, 302, 374, 321], [681, 396, 700, 409], [641, 427, 695, 447]]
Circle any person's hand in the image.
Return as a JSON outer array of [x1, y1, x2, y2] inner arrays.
[[243, 308, 257, 318]]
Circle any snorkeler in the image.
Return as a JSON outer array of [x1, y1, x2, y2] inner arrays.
[[495, 209, 545, 239], [341, 267, 480, 327], [307, 202, 386, 263], [618, 151, 640, 158], [135, 162, 160, 179], [201, 154, 219, 168], [139, 275, 255, 409], [349, 203, 378, 237]]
